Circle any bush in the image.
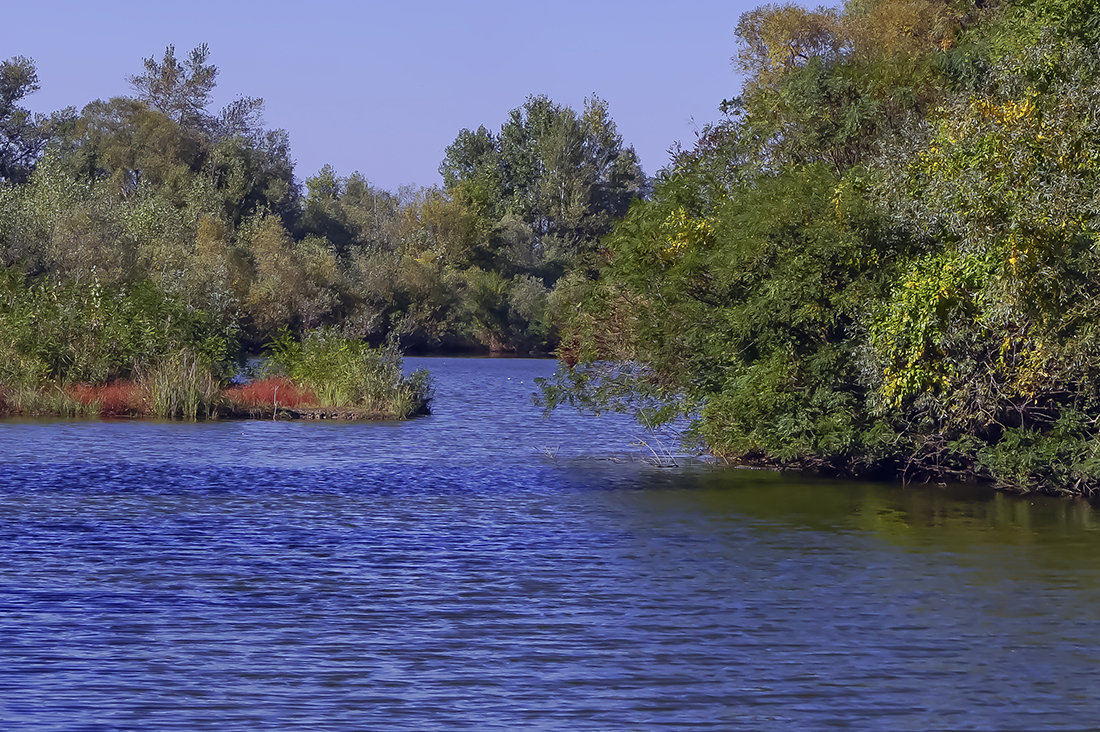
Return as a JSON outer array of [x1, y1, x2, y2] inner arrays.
[[265, 328, 431, 418]]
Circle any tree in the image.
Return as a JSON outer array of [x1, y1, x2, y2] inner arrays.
[[0, 56, 66, 184], [129, 44, 218, 130], [734, 3, 846, 84], [209, 128, 298, 227], [440, 95, 645, 276], [439, 125, 498, 191], [128, 43, 265, 141], [724, 0, 954, 172], [63, 97, 207, 194]]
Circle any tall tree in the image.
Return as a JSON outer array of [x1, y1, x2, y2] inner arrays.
[[0, 56, 66, 184], [441, 95, 645, 276], [128, 44, 218, 130], [128, 43, 265, 141]]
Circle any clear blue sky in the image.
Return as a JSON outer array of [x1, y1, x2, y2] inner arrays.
[[7, 0, 760, 190]]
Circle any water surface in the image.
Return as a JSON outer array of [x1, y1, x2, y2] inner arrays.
[[2, 357, 1099, 729]]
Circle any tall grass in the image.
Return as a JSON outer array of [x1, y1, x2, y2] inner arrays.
[[138, 349, 221, 420], [0, 347, 96, 417], [0, 383, 97, 417], [266, 328, 431, 418]]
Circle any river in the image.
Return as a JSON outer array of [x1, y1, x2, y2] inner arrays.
[[1, 357, 1099, 729]]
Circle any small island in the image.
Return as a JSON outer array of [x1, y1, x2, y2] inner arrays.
[[0, 327, 431, 422], [6, 0, 1100, 496]]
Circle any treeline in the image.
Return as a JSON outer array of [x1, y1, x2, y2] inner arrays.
[[0, 44, 644, 401], [546, 0, 1100, 495], [13, 1, 1100, 494]]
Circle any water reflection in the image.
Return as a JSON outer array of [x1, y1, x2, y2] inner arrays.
[[671, 468, 1099, 541]]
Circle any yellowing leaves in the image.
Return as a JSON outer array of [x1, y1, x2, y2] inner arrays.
[[976, 96, 1037, 127], [870, 251, 994, 408], [658, 207, 714, 262]]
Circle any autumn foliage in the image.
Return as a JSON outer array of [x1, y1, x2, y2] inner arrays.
[[69, 382, 144, 417], [222, 377, 317, 409]]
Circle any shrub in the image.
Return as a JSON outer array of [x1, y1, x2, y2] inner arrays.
[[265, 328, 431, 418]]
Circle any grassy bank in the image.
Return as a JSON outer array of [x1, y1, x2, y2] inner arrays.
[[0, 333, 431, 422]]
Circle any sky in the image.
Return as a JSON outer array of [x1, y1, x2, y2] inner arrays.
[[6, 0, 758, 191]]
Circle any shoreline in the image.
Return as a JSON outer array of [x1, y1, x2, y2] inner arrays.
[[0, 378, 431, 423]]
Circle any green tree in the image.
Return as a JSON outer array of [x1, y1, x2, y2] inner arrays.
[[0, 56, 70, 184], [441, 95, 645, 278], [128, 44, 220, 131], [63, 97, 206, 195]]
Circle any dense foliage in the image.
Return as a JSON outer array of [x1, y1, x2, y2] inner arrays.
[[265, 328, 431, 417], [0, 43, 642, 416], [8, 3, 1100, 492], [545, 0, 1100, 495]]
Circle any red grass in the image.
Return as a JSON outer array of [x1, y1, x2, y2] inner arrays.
[[223, 377, 316, 409], [69, 381, 144, 417]]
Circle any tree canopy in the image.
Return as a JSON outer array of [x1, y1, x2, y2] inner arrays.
[[545, 0, 1100, 495], [0, 45, 646, 368]]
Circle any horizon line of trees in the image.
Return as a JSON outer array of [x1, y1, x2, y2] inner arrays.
[[1, 43, 646, 396], [14, 1, 1100, 495]]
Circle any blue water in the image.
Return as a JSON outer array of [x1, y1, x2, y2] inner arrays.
[[2, 357, 1100, 729]]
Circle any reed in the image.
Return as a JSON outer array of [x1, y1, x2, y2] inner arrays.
[[139, 349, 221, 420], [0, 383, 95, 417]]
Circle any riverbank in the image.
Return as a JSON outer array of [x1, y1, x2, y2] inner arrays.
[[0, 375, 431, 422]]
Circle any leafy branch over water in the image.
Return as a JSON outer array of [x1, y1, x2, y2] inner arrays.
[[542, 0, 1100, 496]]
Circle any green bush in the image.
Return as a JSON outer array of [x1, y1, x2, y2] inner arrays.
[[265, 328, 431, 418]]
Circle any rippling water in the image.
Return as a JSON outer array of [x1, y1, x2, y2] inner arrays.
[[2, 357, 1100, 729]]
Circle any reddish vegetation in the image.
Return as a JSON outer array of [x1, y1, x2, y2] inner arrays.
[[222, 377, 316, 409], [69, 381, 144, 417], [1, 377, 322, 419]]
